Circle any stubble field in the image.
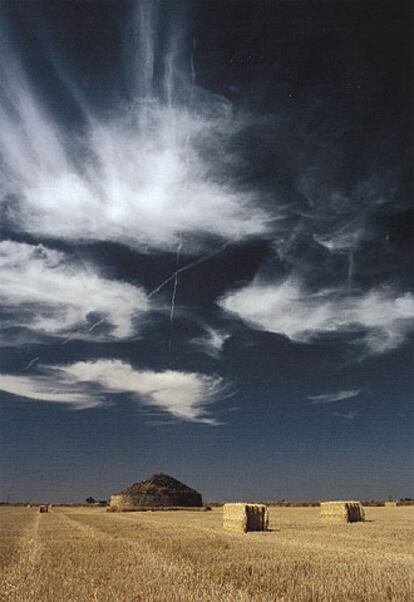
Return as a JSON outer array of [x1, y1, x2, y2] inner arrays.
[[0, 505, 412, 602]]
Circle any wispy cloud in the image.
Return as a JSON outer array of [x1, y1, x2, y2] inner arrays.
[[190, 327, 230, 359], [0, 359, 228, 422], [332, 410, 358, 420], [0, 372, 102, 409], [0, 240, 150, 340], [0, 1, 410, 383], [219, 276, 414, 354], [308, 389, 360, 404], [0, 18, 269, 255]]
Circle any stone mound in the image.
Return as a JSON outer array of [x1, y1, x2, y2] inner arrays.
[[110, 473, 202, 508]]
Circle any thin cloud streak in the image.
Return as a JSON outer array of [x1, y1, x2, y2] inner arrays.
[[308, 389, 360, 404], [332, 410, 358, 420], [24, 356, 40, 371], [148, 242, 231, 298]]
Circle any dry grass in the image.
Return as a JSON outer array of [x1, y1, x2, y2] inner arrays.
[[0, 508, 36, 573], [0, 506, 413, 601]]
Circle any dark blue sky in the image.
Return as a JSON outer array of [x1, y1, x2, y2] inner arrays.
[[0, 0, 412, 503]]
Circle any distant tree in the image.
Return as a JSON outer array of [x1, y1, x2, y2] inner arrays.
[[86, 497, 96, 504]]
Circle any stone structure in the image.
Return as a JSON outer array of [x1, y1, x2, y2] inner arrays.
[[110, 473, 202, 509]]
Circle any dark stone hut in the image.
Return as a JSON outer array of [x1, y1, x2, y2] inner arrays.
[[110, 473, 202, 509]]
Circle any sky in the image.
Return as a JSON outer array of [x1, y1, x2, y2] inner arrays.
[[0, 0, 412, 503]]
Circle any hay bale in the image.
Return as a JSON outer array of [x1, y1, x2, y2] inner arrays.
[[385, 501, 398, 507], [223, 503, 269, 533], [320, 501, 365, 523], [109, 495, 127, 511], [39, 505, 48, 513]]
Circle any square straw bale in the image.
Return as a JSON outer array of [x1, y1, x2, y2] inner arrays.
[[223, 503, 269, 533], [320, 501, 365, 523]]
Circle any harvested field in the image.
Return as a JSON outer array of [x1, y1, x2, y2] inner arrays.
[[0, 506, 413, 601]]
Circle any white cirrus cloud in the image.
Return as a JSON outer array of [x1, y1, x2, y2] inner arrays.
[[313, 225, 365, 253], [190, 327, 230, 359], [308, 389, 360, 404], [0, 359, 227, 422], [219, 277, 414, 354], [0, 373, 101, 410], [0, 240, 149, 340], [0, 30, 269, 254]]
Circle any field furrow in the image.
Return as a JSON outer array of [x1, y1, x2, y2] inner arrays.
[[0, 511, 43, 601], [0, 509, 37, 573]]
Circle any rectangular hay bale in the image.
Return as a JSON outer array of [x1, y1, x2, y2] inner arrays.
[[223, 503, 269, 533], [385, 501, 398, 507], [320, 501, 365, 523], [109, 495, 124, 510]]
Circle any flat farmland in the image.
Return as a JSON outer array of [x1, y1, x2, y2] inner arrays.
[[0, 506, 412, 601]]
